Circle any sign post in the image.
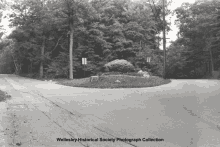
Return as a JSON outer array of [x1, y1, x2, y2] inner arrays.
[[147, 57, 151, 63], [82, 58, 87, 77]]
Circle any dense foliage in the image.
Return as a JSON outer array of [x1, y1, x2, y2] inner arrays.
[[0, 0, 168, 79], [167, 0, 220, 78], [2, 0, 220, 79], [103, 59, 135, 73], [0, 39, 15, 73]]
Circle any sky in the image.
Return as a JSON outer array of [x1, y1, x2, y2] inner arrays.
[[165, 0, 195, 47], [1, 10, 12, 38], [0, 0, 196, 43]]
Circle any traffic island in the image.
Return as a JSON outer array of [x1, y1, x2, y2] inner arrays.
[[56, 75, 171, 89]]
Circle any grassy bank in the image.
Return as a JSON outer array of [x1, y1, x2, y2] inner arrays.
[[20, 72, 171, 89], [0, 90, 11, 102], [56, 75, 171, 89]]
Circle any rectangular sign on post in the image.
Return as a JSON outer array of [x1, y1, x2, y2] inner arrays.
[[85, 58, 87, 65], [82, 58, 87, 65], [147, 57, 151, 63]]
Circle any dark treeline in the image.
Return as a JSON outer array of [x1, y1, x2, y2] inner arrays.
[[0, 0, 166, 79], [0, 0, 219, 79], [166, 0, 220, 78]]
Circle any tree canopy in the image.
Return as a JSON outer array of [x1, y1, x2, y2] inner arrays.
[[166, 0, 220, 78], [4, 0, 219, 79], [0, 0, 170, 78]]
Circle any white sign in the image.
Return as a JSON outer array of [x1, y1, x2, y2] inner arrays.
[[147, 57, 151, 63], [82, 58, 87, 65]]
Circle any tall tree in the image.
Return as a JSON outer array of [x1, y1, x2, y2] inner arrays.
[[9, 0, 59, 76], [56, 0, 96, 79]]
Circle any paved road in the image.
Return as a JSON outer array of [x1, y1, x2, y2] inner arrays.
[[0, 74, 220, 147]]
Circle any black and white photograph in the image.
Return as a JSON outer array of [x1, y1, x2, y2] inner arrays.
[[0, 0, 220, 146]]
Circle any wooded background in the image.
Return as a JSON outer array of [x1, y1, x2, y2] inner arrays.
[[0, 0, 219, 79]]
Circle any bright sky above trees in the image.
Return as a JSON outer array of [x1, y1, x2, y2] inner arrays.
[[166, 0, 195, 47]]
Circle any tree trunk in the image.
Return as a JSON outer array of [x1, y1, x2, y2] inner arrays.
[[30, 62, 32, 73], [40, 37, 45, 78], [10, 50, 19, 74], [69, 27, 74, 79], [208, 44, 214, 76], [12, 56, 18, 74], [28, 62, 33, 73]]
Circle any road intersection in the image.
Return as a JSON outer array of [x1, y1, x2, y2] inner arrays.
[[0, 74, 220, 147]]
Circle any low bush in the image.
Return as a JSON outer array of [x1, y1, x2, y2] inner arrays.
[[103, 59, 135, 73]]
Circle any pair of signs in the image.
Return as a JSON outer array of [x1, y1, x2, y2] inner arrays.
[[82, 58, 87, 65], [147, 57, 151, 63]]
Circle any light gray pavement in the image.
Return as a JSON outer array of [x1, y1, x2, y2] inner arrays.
[[0, 74, 220, 147]]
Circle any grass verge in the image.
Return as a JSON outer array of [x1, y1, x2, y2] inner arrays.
[[0, 90, 11, 102], [56, 75, 171, 89], [19, 72, 171, 88]]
